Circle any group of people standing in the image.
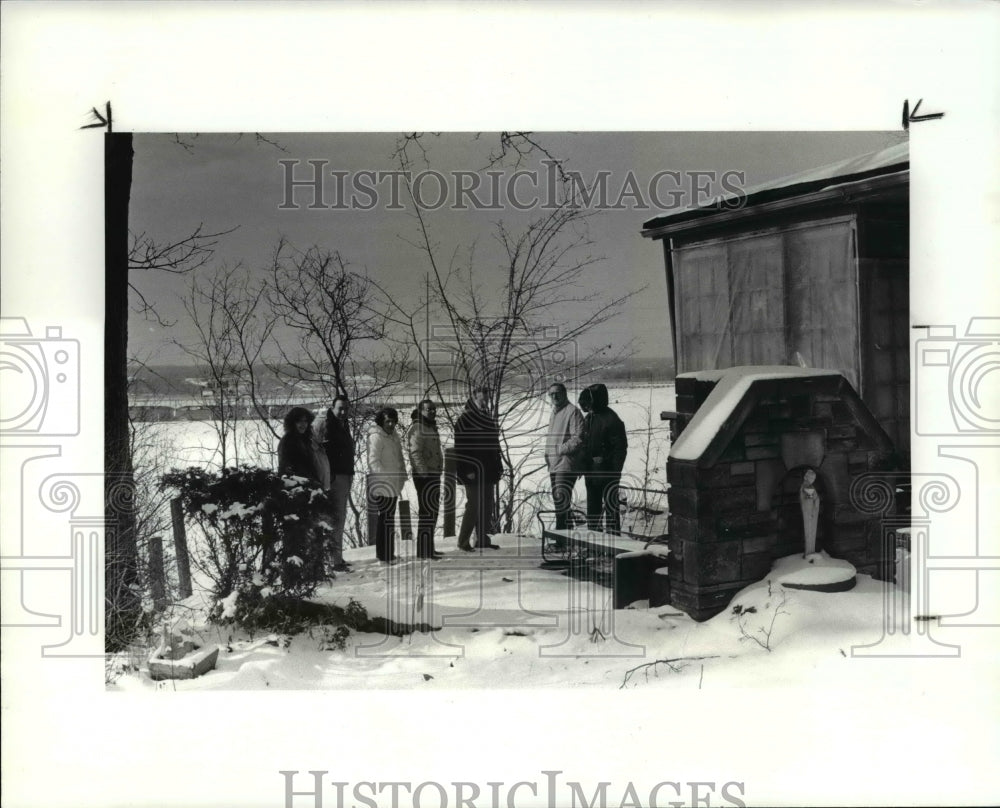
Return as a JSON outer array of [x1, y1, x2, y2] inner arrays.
[[365, 389, 504, 564], [276, 389, 503, 571], [275, 379, 627, 572], [544, 382, 628, 535], [276, 397, 356, 572]]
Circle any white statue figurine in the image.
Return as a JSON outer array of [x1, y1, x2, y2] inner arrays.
[[800, 468, 820, 557]]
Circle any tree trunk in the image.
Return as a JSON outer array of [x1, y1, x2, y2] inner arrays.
[[105, 132, 141, 651]]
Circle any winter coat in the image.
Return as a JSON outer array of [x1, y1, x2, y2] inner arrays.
[[367, 425, 408, 497], [454, 401, 503, 484], [277, 433, 319, 481], [406, 415, 444, 476], [580, 384, 627, 474], [317, 410, 356, 476], [545, 401, 585, 473], [312, 436, 331, 490]]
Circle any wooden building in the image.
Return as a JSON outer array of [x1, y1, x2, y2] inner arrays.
[[641, 142, 910, 462]]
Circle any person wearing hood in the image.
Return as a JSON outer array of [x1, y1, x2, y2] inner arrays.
[[544, 382, 585, 530], [581, 383, 628, 534], [454, 388, 503, 551], [316, 395, 355, 572], [406, 398, 445, 560], [277, 406, 322, 483], [367, 407, 407, 563]]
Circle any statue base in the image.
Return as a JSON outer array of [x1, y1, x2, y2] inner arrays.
[[773, 551, 857, 593]]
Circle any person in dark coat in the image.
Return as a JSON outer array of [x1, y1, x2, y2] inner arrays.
[[277, 406, 320, 481], [454, 388, 503, 551], [580, 384, 628, 534], [317, 395, 356, 572]]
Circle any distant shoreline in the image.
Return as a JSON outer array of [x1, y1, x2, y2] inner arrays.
[[128, 380, 677, 422], [129, 361, 676, 393]]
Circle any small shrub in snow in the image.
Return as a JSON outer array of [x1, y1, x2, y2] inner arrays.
[[344, 598, 368, 629], [731, 586, 789, 652], [318, 625, 351, 651], [160, 466, 333, 621], [219, 590, 241, 621], [213, 594, 369, 641]]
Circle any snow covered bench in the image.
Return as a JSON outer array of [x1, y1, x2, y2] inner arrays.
[[536, 508, 672, 608], [537, 508, 644, 565]]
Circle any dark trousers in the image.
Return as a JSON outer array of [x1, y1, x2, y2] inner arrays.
[[368, 494, 397, 561], [412, 474, 441, 557], [585, 473, 622, 534], [458, 479, 495, 548], [549, 472, 578, 530]]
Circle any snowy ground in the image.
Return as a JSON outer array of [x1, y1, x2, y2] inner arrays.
[[111, 531, 973, 692]]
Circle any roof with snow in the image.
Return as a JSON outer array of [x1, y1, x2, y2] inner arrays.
[[670, 367, 842, 462], [642, 140, 909, 238]]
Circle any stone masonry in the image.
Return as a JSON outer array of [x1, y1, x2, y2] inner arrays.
[[667, 371, 896, 621]]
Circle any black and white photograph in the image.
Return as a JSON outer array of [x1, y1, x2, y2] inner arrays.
[[2, 3, 998, 807], [107, 129, 913, 693]]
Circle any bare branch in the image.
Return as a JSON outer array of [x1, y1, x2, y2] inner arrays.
[[129, 281, 176, 327], [620, 656, 720, 689], [382, 132, 645, 532], [129, 224, 237, 274]]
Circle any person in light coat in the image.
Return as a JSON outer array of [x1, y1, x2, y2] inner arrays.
[[406, 399, 445, 560], [367, 407, 407, 563], [544, 382, 585, 530]]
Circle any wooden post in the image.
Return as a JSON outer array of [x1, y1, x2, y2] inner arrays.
[[399, 498, 413, 540], [614, 552, 652, 609], [366, 474, 377, 546], [148, 534, 167, 612], [171, 497, 192, 599], [649, 566, 672, 608], [442, 448, 456, 537]]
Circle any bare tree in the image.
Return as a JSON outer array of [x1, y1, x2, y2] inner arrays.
[[381, 133, 642, 532], [100, 115, 279, 650], [172, 264, 277, 468], [162, 237, 411, 545], [266, 238, 409, 403], [126, 362, 183, 605], [105, 131, 141, 652], [106, 141, 236, 649], [116, 226, 240, 643], [265, 238, 412, 541], [129, 224, 237, 326]]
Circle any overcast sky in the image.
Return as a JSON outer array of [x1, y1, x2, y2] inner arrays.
[[128, 130, 904, 365]]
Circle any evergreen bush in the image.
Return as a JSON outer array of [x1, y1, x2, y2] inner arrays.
[[160, 466, 332, 624]]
